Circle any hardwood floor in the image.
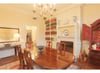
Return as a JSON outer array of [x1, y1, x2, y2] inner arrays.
[[0, 56, 19, 66], [0, 55, 100, 69], [77, 59, 100, 69], [0, 56, 44, 69]]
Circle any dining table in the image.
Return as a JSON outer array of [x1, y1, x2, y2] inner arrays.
[[33, 47, 74, 69]]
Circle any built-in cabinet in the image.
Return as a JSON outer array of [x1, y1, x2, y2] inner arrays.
[[88, 19, 100, 65], [45, 18, 57, 48]]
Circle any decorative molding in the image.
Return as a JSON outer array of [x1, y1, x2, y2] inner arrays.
[[56, 5, 81, 16]]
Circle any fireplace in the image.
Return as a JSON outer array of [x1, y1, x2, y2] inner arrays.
[[61, 41, 73, 53]]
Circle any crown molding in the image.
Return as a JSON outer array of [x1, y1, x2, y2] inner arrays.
[[56, 4, 82, 16]]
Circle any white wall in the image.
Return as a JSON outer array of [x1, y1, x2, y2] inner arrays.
[[0, 5, 45, 58], [82, 4, 100, 26]]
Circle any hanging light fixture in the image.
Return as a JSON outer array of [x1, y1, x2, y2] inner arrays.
[[32, 3, 56, 20]]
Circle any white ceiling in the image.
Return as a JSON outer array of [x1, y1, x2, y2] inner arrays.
[[0, 4, 81, 20], [0, 4, 80, 14]]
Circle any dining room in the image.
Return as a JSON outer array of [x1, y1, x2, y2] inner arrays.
[[0, 2, 100, 70]]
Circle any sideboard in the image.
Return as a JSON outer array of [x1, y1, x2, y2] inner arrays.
[[0, 45, 21, 59]]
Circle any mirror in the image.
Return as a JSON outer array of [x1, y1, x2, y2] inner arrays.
[[0, 27, 20, 43]]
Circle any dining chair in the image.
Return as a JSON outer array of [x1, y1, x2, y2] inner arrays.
[[18, 49, 24, 69], [56, 42, 66, 56], [50, 49, 57, 61], [45, 41, 52, 56], [23, 50, 34, 69], [15, 45, 21, 56], [25, 41, 33, 50], [18, 49, 34, 69]]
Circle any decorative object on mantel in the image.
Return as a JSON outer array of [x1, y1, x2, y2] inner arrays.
[[63, 19, 69, 25], [63, 30, 69, 36], [73, 16, 77, 23], [58, 26, 74, 39], [57, 18, 69, 26]]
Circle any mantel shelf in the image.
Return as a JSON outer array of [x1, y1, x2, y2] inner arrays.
[[57, 25, 74, 28], [58, 36, 75, 39]]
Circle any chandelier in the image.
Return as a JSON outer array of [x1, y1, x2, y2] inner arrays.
[[32, 4, 56, 20]]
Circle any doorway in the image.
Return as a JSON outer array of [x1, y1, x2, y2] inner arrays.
[[26, 25, 37, 44]]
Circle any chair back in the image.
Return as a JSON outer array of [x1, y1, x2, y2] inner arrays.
[[25, 41, 33, 49], [56, 42, 66, 56], [46, 47, 51, 56], [50, 49, 57, 61], [18, 49, 24, 69], [18, 49, 33, 69], [45, 41, 52, 55], [46, 41, 52, 48], [23, 50, 33, 69]]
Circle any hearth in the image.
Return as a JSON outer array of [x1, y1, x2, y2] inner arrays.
[[61, 41, 73, 53]]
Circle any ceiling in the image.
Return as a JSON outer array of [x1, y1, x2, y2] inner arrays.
[[0, 4, 81, 20], [0, 4, 80, 14]]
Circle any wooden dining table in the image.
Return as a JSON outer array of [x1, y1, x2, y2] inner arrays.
[[33, 47, 74, 69]]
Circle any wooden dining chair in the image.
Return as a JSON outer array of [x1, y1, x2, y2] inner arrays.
[[25, 41, 33, 50], [15, 45, 21, 56], [45, 41, 52, 56], [18, 49, 34, 69], [46, 41, 52, 48], [23, 50, 34, 69], [50, 49, 57, 61], [18, 49, 24, 69], [56, 42, 66, 56]]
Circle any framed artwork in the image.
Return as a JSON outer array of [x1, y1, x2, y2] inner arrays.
[[0, 27, 19, 43]]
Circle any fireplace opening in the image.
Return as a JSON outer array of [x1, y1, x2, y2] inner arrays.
[[61, 41, 73, 53]]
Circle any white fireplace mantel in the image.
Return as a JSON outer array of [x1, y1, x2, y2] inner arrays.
[[58, 36, 75, 42], [57, 16, 81, 60]]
